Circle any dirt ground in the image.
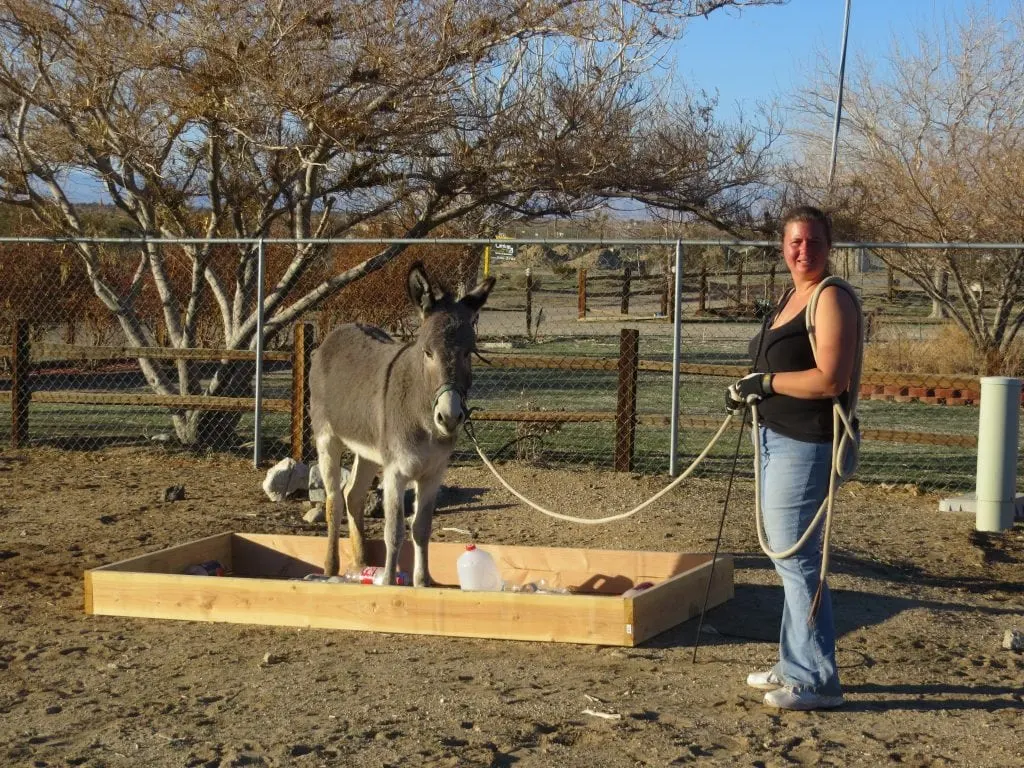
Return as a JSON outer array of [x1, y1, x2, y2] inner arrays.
[[1, 446, 1022, 768]]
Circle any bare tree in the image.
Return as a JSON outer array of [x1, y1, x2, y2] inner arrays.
[[791, 2, 1024, 373], [0, 0, 784, 445]]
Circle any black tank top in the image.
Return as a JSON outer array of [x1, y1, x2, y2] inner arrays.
[[748, 308, 851, 442]]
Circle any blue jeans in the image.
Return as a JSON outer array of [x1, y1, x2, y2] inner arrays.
[[756, 425, 844, 696]]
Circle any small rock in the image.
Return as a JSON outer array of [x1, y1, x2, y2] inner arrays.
[[1002, 629, 1024, 652], [261, 652, 285, 666], [262, 458, 310, 502], [45, 705, 62, 715], [303, 505, 325, 524], [162, 485, 186, 503]]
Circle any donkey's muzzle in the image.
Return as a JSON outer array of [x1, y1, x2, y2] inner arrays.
[[432, 384, 466, 438]]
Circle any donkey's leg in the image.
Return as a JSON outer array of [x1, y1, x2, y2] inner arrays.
[[410, 472, 444, 588], [380, 466, 409, 585], [343, 454, 379, 572], [316, 433, 346, 577]]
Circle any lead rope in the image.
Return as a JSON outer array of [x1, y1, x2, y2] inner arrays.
[[751, 276, 863, 621], [463, 413, 737, 525]]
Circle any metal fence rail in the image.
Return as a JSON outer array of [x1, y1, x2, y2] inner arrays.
[[1, 235, 1021, 495]]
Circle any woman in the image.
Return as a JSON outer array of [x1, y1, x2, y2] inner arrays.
[[726, 205, 862, 711]]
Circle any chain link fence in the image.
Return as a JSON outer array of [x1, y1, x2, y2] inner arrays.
[[1, 237, 1021, 495]]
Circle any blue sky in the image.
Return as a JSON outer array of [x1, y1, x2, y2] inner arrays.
[[673, 0, 1016, 116]]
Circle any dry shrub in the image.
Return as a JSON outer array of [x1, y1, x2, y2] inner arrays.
[[314, 244, 481, 337], [864, 322, 1024, 376]]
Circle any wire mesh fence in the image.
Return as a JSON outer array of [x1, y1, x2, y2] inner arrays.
[[1, 236, 1021, 496]]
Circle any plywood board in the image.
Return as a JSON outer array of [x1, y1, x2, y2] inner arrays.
[[85, 533, 733, 646]]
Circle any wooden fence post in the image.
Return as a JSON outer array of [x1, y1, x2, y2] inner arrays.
[[699, 265, 708, 314], [615, 328, 639, 472], [577, 268, 587, 319], [620, 266, 632, 315], [525, 267, 534, 338], [660, 259, 670, 318], [291, 322, 316, 464], [11, 319, 30, 448]]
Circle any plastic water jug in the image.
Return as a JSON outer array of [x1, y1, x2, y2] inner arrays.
[[456, 544, 503, 591]]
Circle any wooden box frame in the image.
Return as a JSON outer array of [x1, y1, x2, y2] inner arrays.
[[84, 533, 733, 646]]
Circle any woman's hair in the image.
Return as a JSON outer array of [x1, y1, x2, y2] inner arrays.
[[781, 205, 833, 247]]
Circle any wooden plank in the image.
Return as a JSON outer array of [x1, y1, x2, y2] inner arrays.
[[483, 354, 617, 371], [627, 555, 734, 645], [34, 343, 291, 362], [86, 569, 627, 644], [31, 391, 292, 412], [85, 532, 234, 613]]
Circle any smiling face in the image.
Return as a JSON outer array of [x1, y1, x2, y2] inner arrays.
[[782, 219, 831, 285]]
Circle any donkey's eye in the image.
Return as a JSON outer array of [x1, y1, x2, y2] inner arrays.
[[424, 349, 434, 360]]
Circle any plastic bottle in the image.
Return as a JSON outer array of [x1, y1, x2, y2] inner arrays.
[[456, 544, 503, 591], [342, 566, 410, 586], [184, 560, 225, 576]]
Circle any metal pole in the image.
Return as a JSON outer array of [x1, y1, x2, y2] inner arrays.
[[827, 0, 852, 192], [253, 238, 266, 468], [669, 241, 684, 476]]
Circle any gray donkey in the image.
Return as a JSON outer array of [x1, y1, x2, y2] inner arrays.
[[309, 261, 495, 586]]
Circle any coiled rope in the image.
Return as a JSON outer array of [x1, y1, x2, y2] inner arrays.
[[751, 276, 863, 618]]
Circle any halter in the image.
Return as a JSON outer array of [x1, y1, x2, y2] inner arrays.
[[432, 383, 467, 414]]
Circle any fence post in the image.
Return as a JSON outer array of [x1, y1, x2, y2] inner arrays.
[[291, 322, 316, 464], [577, 268, 587, 319], [525, 267, 534, 338], [699, 265, 708, 314], [11, 318, 30, 448], [615, 328, 639, 472], [620, 266, 631, 315], [660, 257, 669, 317]]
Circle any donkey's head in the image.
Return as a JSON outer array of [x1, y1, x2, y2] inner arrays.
[[407, 261, 495, 439]]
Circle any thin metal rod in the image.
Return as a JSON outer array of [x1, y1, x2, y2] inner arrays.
[[827, 0, 853, 191], [692, 307, 772, 663], [253, 238, 266, 468], [669, 240, 684, 476], [692, 409, 748, 663]]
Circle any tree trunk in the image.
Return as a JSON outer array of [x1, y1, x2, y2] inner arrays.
[[929, 266, 949, 319], [171, 360, 256, 449]]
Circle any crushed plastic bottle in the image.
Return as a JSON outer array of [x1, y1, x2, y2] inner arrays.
[[456, 544, 503, 591], [184, 560, 225, 576], [620, 581, 655, 599], [300, 567, 409, 585], [506, 579, 570, 594]]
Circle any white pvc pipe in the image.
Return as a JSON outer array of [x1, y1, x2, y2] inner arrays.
[[975, 376, 1021, 532]]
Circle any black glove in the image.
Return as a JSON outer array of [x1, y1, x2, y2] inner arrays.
[[725, 372, 775, 412]]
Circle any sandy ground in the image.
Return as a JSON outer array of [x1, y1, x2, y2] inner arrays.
[[1, 445, 1022, 768]]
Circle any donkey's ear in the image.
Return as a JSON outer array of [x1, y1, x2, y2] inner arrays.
[[407, 262, 435, 317], [460, 275, 496, 313]]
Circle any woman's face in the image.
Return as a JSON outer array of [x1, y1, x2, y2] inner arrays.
[[782, 219, 830, 283]]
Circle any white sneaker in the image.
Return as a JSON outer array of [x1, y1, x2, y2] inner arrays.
[[763, 686, 844, 711], [746, 669, 784, 690]]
